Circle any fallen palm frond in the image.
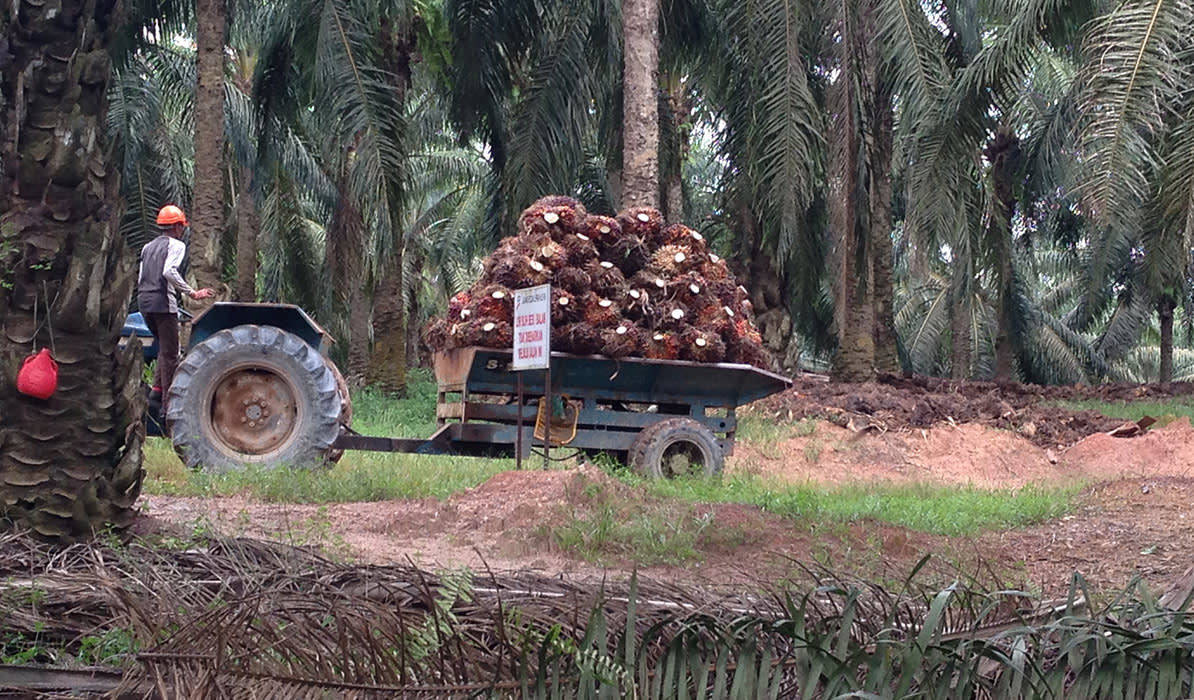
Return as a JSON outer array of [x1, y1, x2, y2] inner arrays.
[[1, 531, 1192, 698]]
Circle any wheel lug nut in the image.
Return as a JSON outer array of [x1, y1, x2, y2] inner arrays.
[[249, 421, 256, 427], [241, 417, 247, 423], [243, 399, 250, 406]]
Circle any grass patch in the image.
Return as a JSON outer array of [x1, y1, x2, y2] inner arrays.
[[144, 440, 510, 502], [737, 416, 816, 443], [1053, 397, 1194, 424], [542, 480, 751, 565], [143, 369, 513, 502], [624, 474, 1078, 537]]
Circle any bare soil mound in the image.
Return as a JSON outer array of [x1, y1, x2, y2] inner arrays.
[[732, 418, 1194, 488], [139, 389, 1194, 600], [750, 374, 1194, 447]]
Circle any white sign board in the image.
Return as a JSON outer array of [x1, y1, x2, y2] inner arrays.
[[513, 284, 551, 370]]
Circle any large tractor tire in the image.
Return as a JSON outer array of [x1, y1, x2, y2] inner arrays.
[[166, 325, 342, 472], [324, 357, 353, 463], [629, 417, 725, 479]]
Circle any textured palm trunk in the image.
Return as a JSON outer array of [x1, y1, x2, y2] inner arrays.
[[950, 288, 972, 379], [365, 15, 412, 395], [347, 284, 371, 386], [1, 3, 145, 541], [986, 130, 1021, 381], [735, 205, 796, 370], [327, 159, 370, 387], [367, 251, 406, 395], [621, 0, 660, 209], [831, 0, 875, 383], [661, 73, 689, 222], [190, 0, 227, 290], [233, 167, 259, 301], [993, 255, 1014, 380], [405, 248, 424, 369], [869, 85, 898, 375], [1159, 296, 1175, 386]]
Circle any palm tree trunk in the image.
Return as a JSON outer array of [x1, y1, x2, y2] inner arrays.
[[191, 0, 227, 290], [986, 130, 1021, 381], [365, 13, 413, 395], [869, 85, 898, 374], [1159, 295, 1175, 386], [405, 249, 425, 369], [367, 251, 406, 395], [347, 283, 371, 386], [621, 0, 660, 209], [736, 205, 795, 369], [831, 0, 875, 382], [328, 185, 370, 387], [662, 73, 689, 222], [233, 167, 259, 301], [1, 5, 145, 541], [951, 288, 972, 379], [993, 258, 1015, 380]]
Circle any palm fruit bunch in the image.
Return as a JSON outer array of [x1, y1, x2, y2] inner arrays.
[[423, 195, 773, 369]]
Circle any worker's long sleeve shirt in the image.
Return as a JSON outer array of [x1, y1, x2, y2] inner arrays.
[[138, 235, 195, 314]]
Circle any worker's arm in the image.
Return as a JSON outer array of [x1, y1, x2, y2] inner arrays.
[[163, 238, 205, 298]]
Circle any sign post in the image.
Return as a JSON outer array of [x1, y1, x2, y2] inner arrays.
[[513, 284, 551, 469]]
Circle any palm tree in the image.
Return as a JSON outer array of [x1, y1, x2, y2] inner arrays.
[[189, 0, 228, 291], [1077, 0, 1194, 384], [622, 0, 660, 209], [1, 5, 145, 540], [684, 0, 830, 370]]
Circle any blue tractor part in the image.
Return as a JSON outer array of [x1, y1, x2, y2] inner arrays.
[[119, 311, 159, 361], [187, 302, 331, 354]]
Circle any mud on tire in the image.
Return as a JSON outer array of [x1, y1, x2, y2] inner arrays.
[[166, 325, 342, 472], [629, 417, 724, 478]]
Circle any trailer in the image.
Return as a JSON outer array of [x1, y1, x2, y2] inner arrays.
[[123, 303, 792, 477], [336, 346, 792, 476]]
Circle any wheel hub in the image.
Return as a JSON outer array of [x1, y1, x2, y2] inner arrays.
[[210, 369, 298, 456], [661, 442, 705, 478]]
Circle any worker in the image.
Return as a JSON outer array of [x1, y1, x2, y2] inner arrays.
[[137, 205, 214, 410]]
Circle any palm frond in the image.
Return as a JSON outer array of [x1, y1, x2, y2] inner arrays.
[[1111, 345, 1194, 382], [875, 0, 950, 130], [1076, 0, 1194, 233], [503, 3, 604, 213], [259, 170, 327, 314], [896, 279, 953, 375]]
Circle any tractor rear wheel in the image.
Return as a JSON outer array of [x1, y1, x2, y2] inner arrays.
[[166, 325, 342, 472], [629, 418, 724, 478], [324, 357, 353, 463]]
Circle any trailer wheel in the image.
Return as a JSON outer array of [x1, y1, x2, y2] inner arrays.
[[629, 418, 724, 479], [166, 325, 342, 472]]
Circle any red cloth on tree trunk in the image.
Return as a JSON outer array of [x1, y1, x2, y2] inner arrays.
[[17, 348, 58, 400]]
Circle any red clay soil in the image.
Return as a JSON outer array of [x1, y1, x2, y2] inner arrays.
[[139, 378, 1194, 602], [749, 374, 1194, 447]]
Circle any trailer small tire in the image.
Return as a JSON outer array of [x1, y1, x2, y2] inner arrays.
[[166, 324, 342, 472], [629, 418, 724, 479]]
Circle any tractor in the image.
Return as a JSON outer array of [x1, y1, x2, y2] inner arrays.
[[122, 302, 790, 477]]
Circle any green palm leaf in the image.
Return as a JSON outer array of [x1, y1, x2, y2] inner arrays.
[[1077, 0, 1194, 233]]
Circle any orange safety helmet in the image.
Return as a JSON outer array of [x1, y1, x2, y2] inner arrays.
[[156, 204, 189, 226]]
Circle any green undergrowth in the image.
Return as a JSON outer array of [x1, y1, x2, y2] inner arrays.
[[618, 472, 1079, 537], [143, 443, 511, 502], [1053, 396, 1194, 424], [541, 478, 752, 565]]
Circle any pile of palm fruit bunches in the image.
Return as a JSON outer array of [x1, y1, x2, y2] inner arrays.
[[424, 195, 771, 368]]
